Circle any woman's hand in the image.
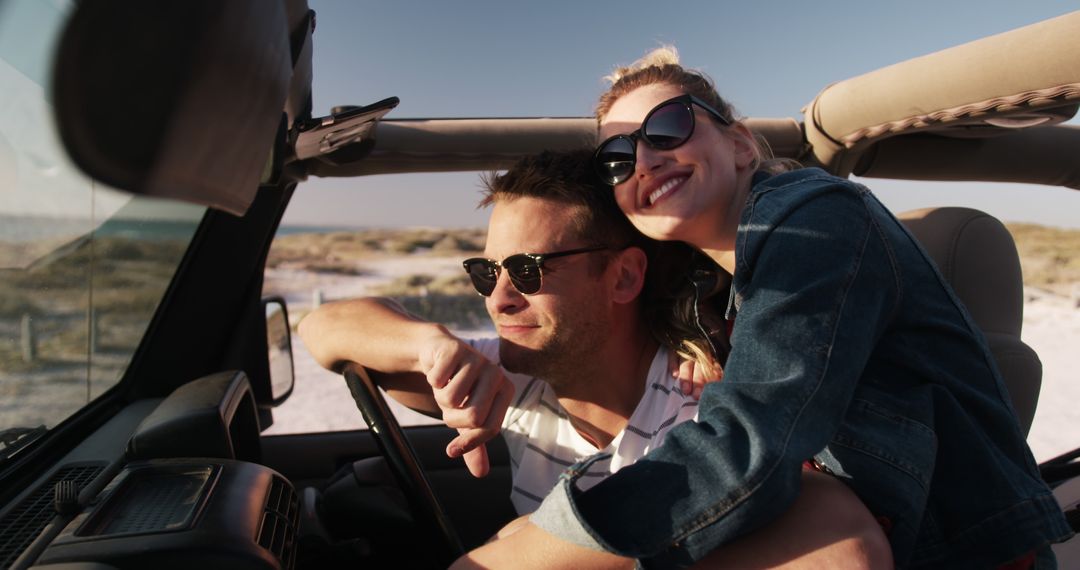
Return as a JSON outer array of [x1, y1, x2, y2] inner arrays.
[[668, 353, 723, 399]]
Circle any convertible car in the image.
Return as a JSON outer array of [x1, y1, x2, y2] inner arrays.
[[0, 1, 1077, 568]]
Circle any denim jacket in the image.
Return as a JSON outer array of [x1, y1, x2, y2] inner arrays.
[[532, 168, 1072, 568]]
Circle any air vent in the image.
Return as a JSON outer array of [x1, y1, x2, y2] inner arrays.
[[0, 463, 104, 570], [257, 476, 298, 570]]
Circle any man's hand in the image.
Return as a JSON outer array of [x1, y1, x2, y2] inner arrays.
[[419, 334, 514, 478], [668, 352, 723, 400]]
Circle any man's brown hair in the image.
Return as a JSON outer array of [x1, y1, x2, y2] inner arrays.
[[480, 149, 650, 253], [481, 149, 728, 373]]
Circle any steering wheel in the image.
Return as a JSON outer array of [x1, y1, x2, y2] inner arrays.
[[343, 363, 464, 565]]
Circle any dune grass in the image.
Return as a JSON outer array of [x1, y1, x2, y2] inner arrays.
[[267, 228, 485, 274], [272, 224, 1078, 296], [1006, 224, 1080, 296]]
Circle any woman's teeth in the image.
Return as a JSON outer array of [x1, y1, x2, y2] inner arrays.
[[648, 177, 685, 206]]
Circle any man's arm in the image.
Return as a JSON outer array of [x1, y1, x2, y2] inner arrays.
[[299, 297, 444, 414], [456, 470, 891, 569], [298, 297, 514, 476]]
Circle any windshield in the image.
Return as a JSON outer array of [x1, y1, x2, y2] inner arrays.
[[0, 0, 206, 453]]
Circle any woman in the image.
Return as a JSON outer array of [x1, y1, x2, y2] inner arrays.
[[525, 47, 1070, 568]]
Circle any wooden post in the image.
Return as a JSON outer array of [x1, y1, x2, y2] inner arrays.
[[89, 308, 99, 353], [21, 313, 35, 362]]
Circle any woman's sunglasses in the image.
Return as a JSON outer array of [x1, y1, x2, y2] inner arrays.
[[594, 94, 731, 186], [462, 245, 610, 296]]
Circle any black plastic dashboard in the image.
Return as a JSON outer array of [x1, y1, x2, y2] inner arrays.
[[36, 458, 296, 569], [0, 372, 296, 570]]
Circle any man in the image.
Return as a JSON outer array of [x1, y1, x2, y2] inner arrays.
[[299, 150, 890, 568], [300, 149, 699, 511]]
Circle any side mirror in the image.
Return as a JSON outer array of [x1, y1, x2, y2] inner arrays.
[[263, 296, 295, 405]]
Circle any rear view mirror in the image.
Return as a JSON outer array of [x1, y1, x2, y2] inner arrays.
[[264, 297, 295, 404], [50, 0, 296, 216]]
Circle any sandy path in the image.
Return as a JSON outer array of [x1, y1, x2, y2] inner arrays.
[[263, 333, 445, 434], [263, 257, 473, 435]]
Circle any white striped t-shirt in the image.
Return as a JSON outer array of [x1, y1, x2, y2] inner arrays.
[[467, 338, 700, 515]]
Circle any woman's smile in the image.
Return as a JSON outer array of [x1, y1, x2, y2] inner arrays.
[[645, 175, 687, 207]]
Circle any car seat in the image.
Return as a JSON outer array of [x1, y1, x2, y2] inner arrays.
[[897, 207, 1040, 435]]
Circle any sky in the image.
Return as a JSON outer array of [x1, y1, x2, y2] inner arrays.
[[282, 0, 1080, 230]]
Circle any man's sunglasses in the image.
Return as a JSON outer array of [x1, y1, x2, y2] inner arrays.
[[462, 245, 610, 296], [594, 94, 731, 186]]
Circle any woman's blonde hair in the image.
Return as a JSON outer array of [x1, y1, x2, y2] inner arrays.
[[640, 242, 731, 379], [599, 47, 795, 375], [598, 46, 799, 175]]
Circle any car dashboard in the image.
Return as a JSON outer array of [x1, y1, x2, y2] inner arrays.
[[2, 373, 298, 570]]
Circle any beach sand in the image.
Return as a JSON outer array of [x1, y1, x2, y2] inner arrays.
[[1022, 288, 1080, 462], [264, 257, 1080, 463]]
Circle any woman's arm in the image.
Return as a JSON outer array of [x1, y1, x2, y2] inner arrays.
[[532, 181, 900, 562]]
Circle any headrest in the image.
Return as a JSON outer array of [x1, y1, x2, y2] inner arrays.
[[898, 207, 1024, 337]]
